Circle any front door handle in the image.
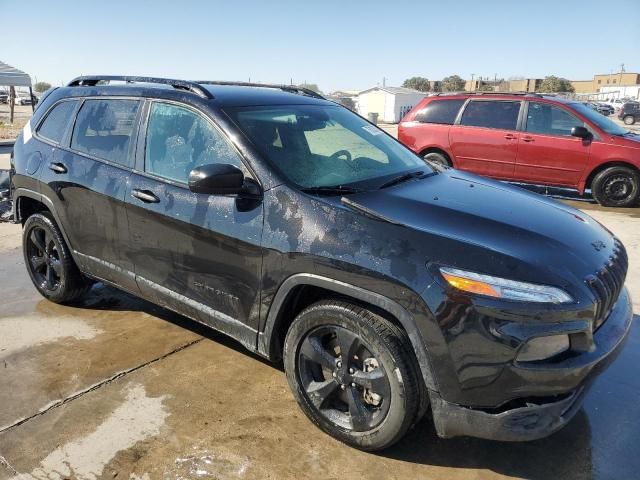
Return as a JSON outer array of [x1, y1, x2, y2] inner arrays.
[[522, 136, 535, 143], [131, 189, 160, 203], [48, 162, 67, 174], [504, 133, 516, 140]]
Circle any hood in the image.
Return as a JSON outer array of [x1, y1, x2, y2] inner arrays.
[[609, 132, 640, 149], [342, 169, 618, 287]]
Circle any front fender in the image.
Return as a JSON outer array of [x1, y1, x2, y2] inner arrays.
[[258, 272, 439, 392]]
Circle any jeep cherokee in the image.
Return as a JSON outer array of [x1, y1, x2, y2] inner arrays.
[[10, 76, 633, 450]]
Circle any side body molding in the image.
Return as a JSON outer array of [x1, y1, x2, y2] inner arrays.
[[258, 273, 438, 391]]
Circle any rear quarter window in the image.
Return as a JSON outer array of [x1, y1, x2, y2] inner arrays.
[[414, 99, 465, 125], [71, 99, 140, 166], [37, 100, 78, 144]]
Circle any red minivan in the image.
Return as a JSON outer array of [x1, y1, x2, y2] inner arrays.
[[398, 93, 640, 207]]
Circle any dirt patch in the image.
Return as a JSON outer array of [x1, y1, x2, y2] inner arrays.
[[0, 104, 32, 141]]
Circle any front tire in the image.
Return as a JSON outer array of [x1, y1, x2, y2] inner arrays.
[[591, 166, 640, 207], [423, 151, 451, 168], [23, 212, 92, 303], [623, 115, 635, 125], [284, 300, 423, 451]]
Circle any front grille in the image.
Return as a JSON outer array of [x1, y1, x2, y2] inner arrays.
[[585, 240, 628, 331]]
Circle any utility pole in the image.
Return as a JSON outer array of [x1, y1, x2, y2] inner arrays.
[[382, 76, 387, 87]]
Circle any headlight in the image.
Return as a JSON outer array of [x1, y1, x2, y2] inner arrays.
[[439, 267, 573, 304]]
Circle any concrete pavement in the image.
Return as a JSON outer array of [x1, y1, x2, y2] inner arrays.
[[0, 199, 639, 479]]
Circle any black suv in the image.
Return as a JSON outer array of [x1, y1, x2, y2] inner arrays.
[[618, 102, 640, 125], [10, 76, 632, 450]]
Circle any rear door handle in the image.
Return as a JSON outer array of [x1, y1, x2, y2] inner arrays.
[[522, 136, 535, 143], [48, 162, 67, 174], [504, 134, 516, 140], [131, 189, 160, 203]]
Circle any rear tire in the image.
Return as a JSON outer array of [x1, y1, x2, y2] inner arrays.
[[623, 115, 635, 125], [23, 212, 92, 304], [423, 151, 451, 168], [591, 166, 640, 207], [284, 300, 423, 451]]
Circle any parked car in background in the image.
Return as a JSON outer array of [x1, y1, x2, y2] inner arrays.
[[594, 103, 614, 116], [398, 92, 640, 207], [618, 102, 640, 125], [0, 92, 8, 104], [14, 93, 38, 106], [603, 98, 626, 112], [9, 76, 633, 450]]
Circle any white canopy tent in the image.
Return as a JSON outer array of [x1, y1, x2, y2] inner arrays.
[[0, 61, 34, 120]]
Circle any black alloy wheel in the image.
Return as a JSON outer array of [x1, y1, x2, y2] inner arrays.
[[26, 225, 62, 292], [297, 324, 391, 432], [22, 212, 91, 303], [284, 300, 423, 450]]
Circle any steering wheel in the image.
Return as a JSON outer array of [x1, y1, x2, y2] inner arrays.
[[329, 150, 352, 162]]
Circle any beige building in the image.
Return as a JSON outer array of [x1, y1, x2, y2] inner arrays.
[[508, 78, 542, 92], [571, 73, 640, 94]]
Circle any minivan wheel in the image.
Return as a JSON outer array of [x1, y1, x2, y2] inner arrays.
[[423, 152, 451, 168], [23, 213, 91, 303], [591, 166, 640, 207], [284, 300, 422, 451], [623, 115, 635, 125]]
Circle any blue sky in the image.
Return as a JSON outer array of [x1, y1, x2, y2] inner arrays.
[[2, 0, 639, 92]]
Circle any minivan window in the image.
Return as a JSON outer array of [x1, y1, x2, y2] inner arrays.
[[415, 99, 465, 125], [569, 102, 628, 135], [460, 100, 521, 130], [37, 100, 78, 144], [71, 99, 140, 166], [526, 103, 583, 136], [145, 102, 243, 183]]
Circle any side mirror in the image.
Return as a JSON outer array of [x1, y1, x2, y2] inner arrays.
[[188, 164, 246, 195], [571, 126, 591, 139]]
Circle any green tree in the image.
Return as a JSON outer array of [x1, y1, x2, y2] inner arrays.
[[477, 82, 494, 92], [402, 76, 431, 92], [298, 83, 321, 93], [33, 82, 52, 93], [537, 76, 575, 93], [441, 75, 465, 92], [430, 81, 442, 93]]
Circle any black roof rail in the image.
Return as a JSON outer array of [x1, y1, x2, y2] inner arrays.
[[195, 80, 326, 100], [67, 75, 214, 99]]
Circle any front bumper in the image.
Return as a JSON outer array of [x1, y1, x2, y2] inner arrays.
[[429, 286, 633, 441]]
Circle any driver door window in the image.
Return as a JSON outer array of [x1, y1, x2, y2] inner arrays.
[[525, 103, 584, 137], [145, 102, 243, 183]]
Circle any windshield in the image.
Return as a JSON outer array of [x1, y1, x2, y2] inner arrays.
[[225, 104, 431, 189], [570, 102, 629, 135]]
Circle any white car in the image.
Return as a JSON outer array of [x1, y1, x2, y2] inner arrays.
[[14, 93, 37, 105], [602, 98, 630, 112]]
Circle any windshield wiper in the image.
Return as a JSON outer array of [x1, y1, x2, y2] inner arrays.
[[300, 185, 364, 196], [378, 170, 431, 190]]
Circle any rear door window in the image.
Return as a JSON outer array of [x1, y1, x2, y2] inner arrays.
[[37, 100, 78, 144], [459, 100, 521, 130], [525, 103, 584, 136], [415, 99, 465, 124], [71, 99, 140, 166]]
